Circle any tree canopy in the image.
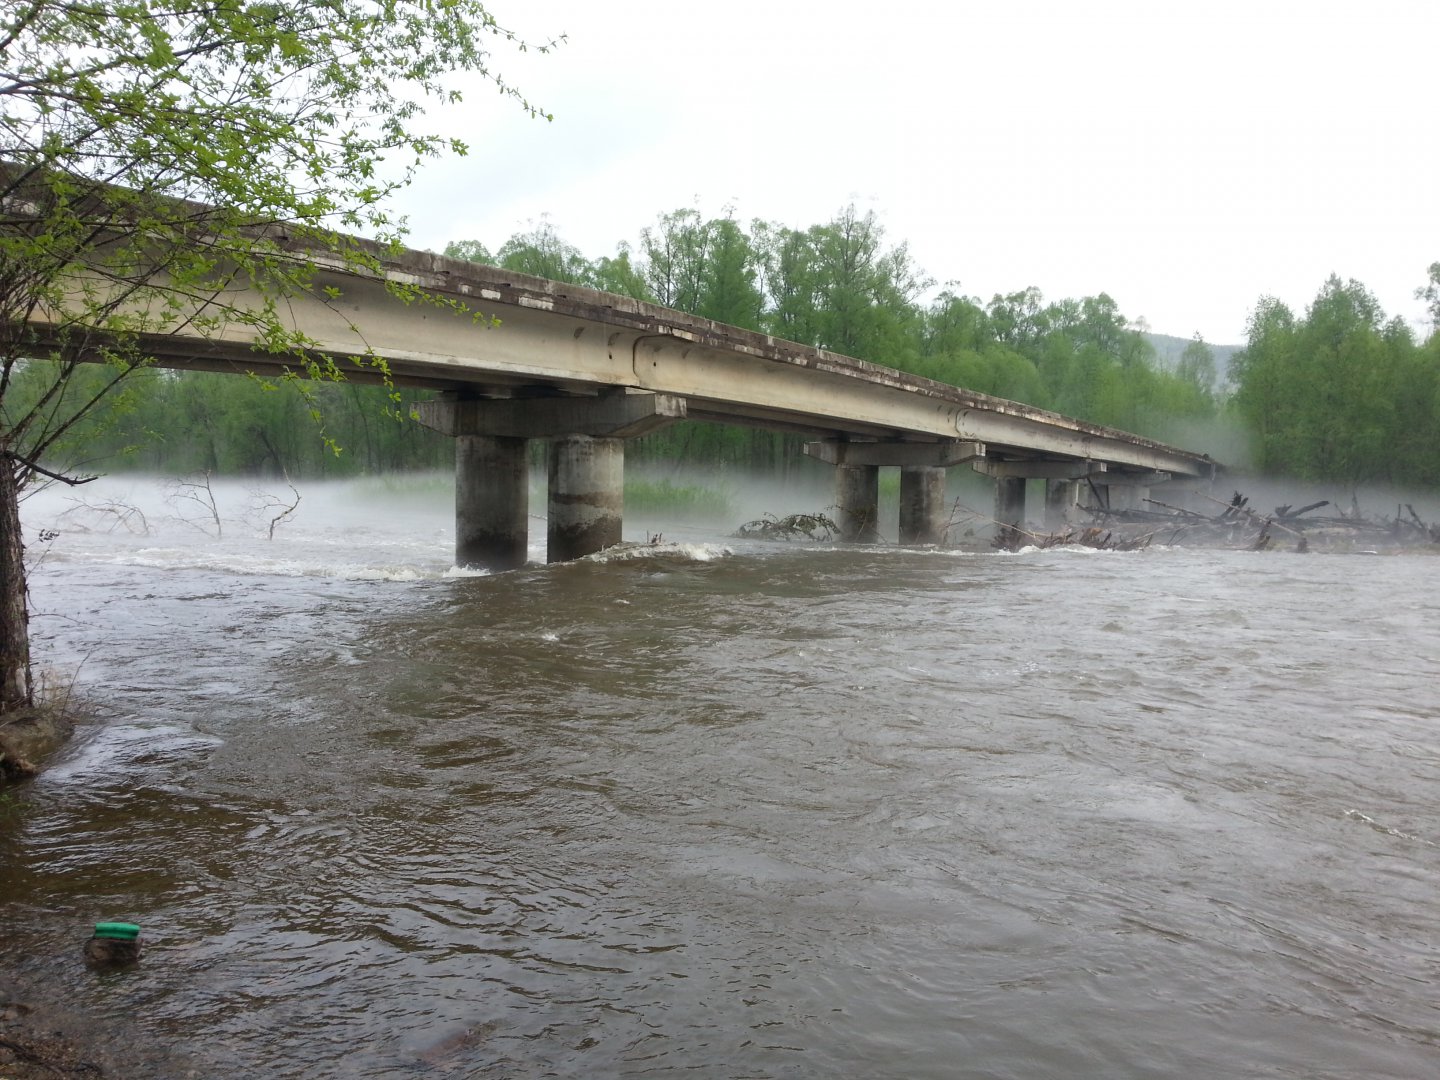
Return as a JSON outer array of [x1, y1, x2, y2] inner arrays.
[[1230, 276, 1437, 487]]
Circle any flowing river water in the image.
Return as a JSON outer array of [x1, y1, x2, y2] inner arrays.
[[2, 476, 1438, 1079]]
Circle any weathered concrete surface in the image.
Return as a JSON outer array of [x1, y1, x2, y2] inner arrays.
[[418, 390, 685, 439], [973, 459, 1108, 481], [1044, 479, 1080, 531], [1096, 471, 1171, 512], [804, 440, 986, 468], [837, 464, 881, 543], [455, 435, 528, 571], [548, 436, 623, 562], [995, 477, 1027, 536], [899, 465, 948, 545], [41, 232, 1219, 479]]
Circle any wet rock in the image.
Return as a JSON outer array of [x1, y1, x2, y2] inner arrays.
[[83, 937, 141, 969], [84, 924, 142, 970]]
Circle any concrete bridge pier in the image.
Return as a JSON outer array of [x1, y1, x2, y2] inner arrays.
[[548, 435, 624, 562], [975, 459, 1110, 540], [899, 465, 948, 545], [803, 439, 985, 545], [418, 390, 686, 569], [994, 478, 1027, 539], [1044, 479, 1080, 531], [836, 464, 881, 543], [1096, 471, 1171, 514], [456, 435, 530, 571]]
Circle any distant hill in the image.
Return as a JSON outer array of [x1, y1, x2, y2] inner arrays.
[[1145, 332, 1242, 391]]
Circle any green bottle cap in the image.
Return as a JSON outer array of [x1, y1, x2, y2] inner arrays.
[[93, 922, 140, 941]]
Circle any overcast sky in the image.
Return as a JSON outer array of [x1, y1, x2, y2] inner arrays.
[[395, 0, 1438, 346]]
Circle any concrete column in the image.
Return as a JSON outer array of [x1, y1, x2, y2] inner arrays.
[[1107, 484, 1146, 512], [1078, 480, 1107, 513], [455, 435, 529, 571], [1044, 479, 1079, 531], [836, 463, 881, 543], [995, 477, 1027, 538], [548, 435, 624, 562], [899, 465, 947, 545]]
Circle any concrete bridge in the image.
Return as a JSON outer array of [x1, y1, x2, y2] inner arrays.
[[70, 239, 1218, 570]]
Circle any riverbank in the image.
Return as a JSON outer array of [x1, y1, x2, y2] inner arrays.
[[0, 707, 74, 784], [0, 994, 105, 1079], [1, 709, 107, 1079]]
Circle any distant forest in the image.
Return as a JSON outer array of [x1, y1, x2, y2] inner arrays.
[[13, 205, 1439, 489]]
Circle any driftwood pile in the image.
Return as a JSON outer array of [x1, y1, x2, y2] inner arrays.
[[737, 495, 1437, 554], [1073, 491, 1440, 552], [989, 517, 1154, 552], [733, 512, 839, 542]]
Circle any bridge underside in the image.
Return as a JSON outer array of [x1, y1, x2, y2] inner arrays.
[[409, 393, 1209, 569]]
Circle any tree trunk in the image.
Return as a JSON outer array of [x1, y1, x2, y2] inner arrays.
[[0, 450, 33, 714]]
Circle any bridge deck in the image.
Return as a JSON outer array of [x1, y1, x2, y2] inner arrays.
[[92, 238, 1214, 478]]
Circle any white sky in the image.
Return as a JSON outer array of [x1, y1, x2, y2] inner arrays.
[[395, 0, 1438, 346]]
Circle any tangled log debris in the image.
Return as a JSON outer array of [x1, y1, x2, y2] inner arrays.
[[733, 512, 839, 542], [989, 521, 1153, 552], [1072, 491, 1440, 552], [738, 495, 1437, 554]]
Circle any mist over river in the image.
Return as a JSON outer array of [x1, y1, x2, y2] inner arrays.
[[3, 476, 1438, 1079]]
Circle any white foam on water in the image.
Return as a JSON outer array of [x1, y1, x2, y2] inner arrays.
[[441, 564, 494, 579], [583, 541, 734, 564]]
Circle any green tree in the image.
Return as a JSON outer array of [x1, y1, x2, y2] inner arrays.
[[986, 287, 1050, 353], [495, 219, 595, 284], [1176, 334, 1218, 401], [591, 243, 653, 301], [1230, 296, 1300, 473], [442, 239, 495, 265], [639, 208, 710, 311], [805, 205, 930, 365], [696, 215, 764, 330], [1416, 261, 1440, 337], [753, 221, 821, 346], [1229, 278, 1419, 483], [0, 0, 554, 714]]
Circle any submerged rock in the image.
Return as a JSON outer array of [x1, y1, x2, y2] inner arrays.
[[84, 924, 142, 969]]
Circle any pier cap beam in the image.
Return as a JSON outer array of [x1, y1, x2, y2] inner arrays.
[[418, 390, 686, 439], [1093, 471, 1171, 512], [804, 440, 986, 468], [1097, 471, 1171, 487], [973, 459, 1108, 481]]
